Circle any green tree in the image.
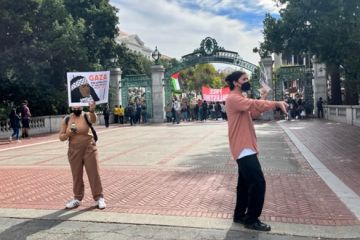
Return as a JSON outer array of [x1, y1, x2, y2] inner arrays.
[[63, 0, 119, 69], [257, 0, 360, 105], [0, 0, 89, 116], [0, 0, 152, 118], [178, 64, 227, 94]]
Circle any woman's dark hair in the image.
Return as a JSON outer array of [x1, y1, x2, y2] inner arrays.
[[225, 71, 246, 90]]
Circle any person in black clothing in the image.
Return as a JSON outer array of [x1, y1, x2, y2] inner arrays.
[[215, 102, 221, 120], [202, 100, 208, 121], [102, 104, 110, 128], [297, 98, 304, 119], [291, 99, 298, 119], [194, 104, 199, 121], [9, 108, 21, 142], [141, 103, 147, 123], [171, 100, 176, 124], [127, 103, 136, 126], [135, 103, 142, 124], [317, 97, 324, 118]]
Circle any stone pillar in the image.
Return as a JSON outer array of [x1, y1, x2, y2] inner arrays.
[[151, 65, 165, 123], [260, 56, 274, 120], [110, 68, 122, 108], [312, 57, 327, 115]]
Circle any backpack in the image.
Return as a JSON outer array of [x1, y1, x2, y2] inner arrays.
[[65, 113, 98, 142]]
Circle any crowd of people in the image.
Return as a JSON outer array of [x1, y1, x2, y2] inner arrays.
[[109, 101, 148, 127], [165, 97, 227, 124]]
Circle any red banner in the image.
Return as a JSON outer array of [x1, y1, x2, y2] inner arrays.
[[202, 86, 230, 102]]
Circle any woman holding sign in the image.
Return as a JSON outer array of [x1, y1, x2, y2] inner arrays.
[[59, 101, 106, 209]]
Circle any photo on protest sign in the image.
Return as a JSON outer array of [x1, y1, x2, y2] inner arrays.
[[67, 71, 110, 106]]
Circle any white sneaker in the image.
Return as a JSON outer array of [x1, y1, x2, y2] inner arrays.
[[9, 136, 12, 142], [65, 199, 81, 209], [96, 197, 106, 209]]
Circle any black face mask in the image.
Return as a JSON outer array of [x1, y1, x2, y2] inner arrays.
[[241, 82, 251, 92], [72, 109, 82, 117]]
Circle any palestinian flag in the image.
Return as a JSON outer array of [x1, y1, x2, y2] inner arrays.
[[171, 72, 181, 91]]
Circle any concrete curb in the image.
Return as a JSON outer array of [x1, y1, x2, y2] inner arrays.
[[0, 208, 359, 239]]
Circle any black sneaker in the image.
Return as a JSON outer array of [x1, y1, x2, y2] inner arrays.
[[245, 219, 271, 231]]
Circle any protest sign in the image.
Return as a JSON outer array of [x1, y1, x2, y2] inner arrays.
[[202, 86, 230, 102], [67, 71, 110, 106]]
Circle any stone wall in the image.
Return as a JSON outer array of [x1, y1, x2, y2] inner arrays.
[[324, 105, 360, 127], [0, 114, 111, 139]]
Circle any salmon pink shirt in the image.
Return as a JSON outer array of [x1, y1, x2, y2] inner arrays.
[[225, 91, 277, 160]]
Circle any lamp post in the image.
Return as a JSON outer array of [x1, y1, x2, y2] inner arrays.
[[152, 46, 161, 65]]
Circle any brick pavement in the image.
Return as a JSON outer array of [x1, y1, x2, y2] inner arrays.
[[0, 121, 358, 228], [282, 119, 360, 197]]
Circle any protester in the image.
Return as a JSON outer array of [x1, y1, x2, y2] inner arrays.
[[135, 101, 142, 124], [201, 100, 208, 121], [317, 97, 324, 118], [119, 105, 125, 124], [9, 108, 21, 142], [225, 71, 288, 231], [197, 99, 203, 121], [215, 102, 221, 120], [103, 104, 110, 128], [141, 102, 147, 124], [173, 97, 181, 124], [194, 103, 199, 121], [21, 100, 31, 138], [113, 105, 119, 123], [165, 103, 172, 122], [59, 101, 106, 209], [181, 101, 188, 122], [126, 103, 135, 126], [221, 102, 227, 120]]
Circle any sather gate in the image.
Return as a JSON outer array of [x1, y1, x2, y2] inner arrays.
[[163, 37, 258, 106], [110, 37, 274, 122]]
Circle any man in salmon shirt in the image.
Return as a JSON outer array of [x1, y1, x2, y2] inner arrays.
[[225, 71, 288, 231]]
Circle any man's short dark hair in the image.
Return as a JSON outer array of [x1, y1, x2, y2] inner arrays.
[[225, 71, 246, 90]]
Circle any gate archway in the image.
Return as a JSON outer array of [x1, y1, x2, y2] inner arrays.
[[121, 74, 153, 118], [163, 37, 257, 105]]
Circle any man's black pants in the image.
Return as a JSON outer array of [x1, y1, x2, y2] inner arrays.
[[234, 154, 266, 224], [318, 108, 324, 118]]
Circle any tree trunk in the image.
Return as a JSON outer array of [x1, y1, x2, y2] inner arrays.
[[328, 63, 342, 105], [344, 73, 359, 105]]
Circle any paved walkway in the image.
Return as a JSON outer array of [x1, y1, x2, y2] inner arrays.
[[0, 120, 359, 239]]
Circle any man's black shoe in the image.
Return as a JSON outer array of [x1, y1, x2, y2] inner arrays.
[[244, 220, 271, 231]]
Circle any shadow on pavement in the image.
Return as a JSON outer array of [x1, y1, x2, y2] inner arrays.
[[0, 207, 96, 240], [223, 228, 260, 240]]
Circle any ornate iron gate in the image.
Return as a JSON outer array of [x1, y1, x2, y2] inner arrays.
[[121, 74, 153, 118], [275, 66, 314, 114], [164, 37, 257, 105]]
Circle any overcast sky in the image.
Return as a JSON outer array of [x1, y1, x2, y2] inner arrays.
[[110, 0, 281, 65]]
